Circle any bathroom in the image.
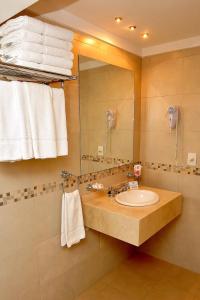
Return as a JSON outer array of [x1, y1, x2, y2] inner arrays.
[[0, 0, 200, 299]]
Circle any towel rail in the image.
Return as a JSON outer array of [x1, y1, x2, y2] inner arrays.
[[0, 62, 77, 84]]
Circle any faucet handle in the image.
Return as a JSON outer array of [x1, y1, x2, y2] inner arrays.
[[127, 172, 134, 178]]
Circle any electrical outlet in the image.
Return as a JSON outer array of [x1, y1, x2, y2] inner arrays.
[[187, 153, 197, 166], [98, 145, 104, 156]]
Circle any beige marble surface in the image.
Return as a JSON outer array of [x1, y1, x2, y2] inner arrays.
[[82, 186, 182, 246]]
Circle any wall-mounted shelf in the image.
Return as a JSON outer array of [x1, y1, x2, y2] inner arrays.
[[0, 62, 77, 84]]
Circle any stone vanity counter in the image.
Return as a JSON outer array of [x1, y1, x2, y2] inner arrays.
[[81, 186, 182, 246]]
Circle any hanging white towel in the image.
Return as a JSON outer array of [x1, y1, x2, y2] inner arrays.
[[61, 190, 85, 248], [23, 82, 57, 159], [1, 16, 73, 41], [1, 30, 73, 50], [0, 81, 33, 161], [52, 88, 68, 156]]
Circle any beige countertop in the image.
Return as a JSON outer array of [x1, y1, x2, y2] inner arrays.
[[82, 186, 182, 246]]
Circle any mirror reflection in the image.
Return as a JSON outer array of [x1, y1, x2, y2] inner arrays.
[[79, 55, 135, 175]]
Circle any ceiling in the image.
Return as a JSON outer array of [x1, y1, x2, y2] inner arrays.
[[27, 0, 200, 56], [63, 0, 200, 47]]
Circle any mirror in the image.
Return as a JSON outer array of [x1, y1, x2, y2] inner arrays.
[[79, 55, 135, 175]]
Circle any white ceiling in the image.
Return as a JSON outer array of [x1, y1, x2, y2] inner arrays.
[[27, 0, 200, 56], [64, 0, 200, 48]]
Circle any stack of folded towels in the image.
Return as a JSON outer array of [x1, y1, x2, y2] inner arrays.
[[0, 16, 74, 75]]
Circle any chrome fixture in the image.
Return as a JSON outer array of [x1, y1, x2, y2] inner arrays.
[[61, 170, 72, 179]]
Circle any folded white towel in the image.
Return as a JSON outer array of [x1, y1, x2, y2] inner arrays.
[[1, 16, 73, 41], [1, 30, 73, 50], [23, 82, 57, 159], [3, 59, 72, 76], [2, 42, 73, 58], [39, 64, 72, 76], [61, 190, 85, 248], [2, 48, 73, 69], [52, 88, 68, 156], [0, 81, 33, 161]]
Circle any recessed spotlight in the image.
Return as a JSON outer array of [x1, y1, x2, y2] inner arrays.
[[129, 25, 136, 31], [141, 32, 149, 39], [115, 17, 122, 23]]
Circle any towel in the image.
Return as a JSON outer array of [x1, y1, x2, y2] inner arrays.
[[0, 81, 33, 161], [52, 88, 68, 156], [23, 82, 57, 159], [61, 190, 85, 247], [2, 49, 73, 69], [2, 42, 73, 58], [1, 16, 73, 41], [1, 30, 73, 50]]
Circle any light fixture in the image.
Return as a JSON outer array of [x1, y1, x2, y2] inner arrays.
[[128, 25, 136, 31], [84, 38, 95, 45], [141, 32, 149, 39], [115, 17, 122, 23]]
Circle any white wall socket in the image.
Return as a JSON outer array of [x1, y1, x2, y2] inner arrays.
[[187, 153, 197, 166], [97, 145, 104, 156]]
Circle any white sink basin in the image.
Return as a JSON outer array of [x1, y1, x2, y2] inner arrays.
[[115, 189, 159, 207]]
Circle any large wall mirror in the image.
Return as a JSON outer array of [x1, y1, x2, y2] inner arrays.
[[79, 55, 135, 175]]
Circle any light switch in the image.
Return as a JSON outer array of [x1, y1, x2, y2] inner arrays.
[[98, 145, 104, 156], [187, 153, 197, 166]]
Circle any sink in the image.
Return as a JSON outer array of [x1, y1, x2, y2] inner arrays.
[[115, 189, 159, 207]]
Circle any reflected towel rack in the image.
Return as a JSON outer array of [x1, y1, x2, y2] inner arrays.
[[60, 170, 75, 193], [0, 61, 77, 84]]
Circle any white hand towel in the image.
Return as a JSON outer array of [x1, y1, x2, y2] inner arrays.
[[2, 16, 73, 41], [2, 49, 73, 69], [0, 81, 33, 161], [23, 82, 57, 159], [1, 30, 44, 46], [52, 88, 68, 156], [3, 42, 73, 58], [61, 190, 85, 248], [1, 30, 73, 50], [42, 55, 73, 69], [2, 41, 73, 57], [1, 16, 44, 36]]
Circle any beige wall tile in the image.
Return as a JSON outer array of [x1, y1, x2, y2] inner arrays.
[[142, 56, 184, 98], [183, 54, 200, 94]]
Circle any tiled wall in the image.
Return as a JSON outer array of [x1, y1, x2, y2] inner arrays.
[[0, 31, 141, 299], [140, 46, 200, 273]]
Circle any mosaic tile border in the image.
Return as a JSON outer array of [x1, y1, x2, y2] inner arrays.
[[78, 162, 135, 184], [143, 162, 200, 175], [0, 176, 77, 207], [0, 162, 136, 208], [2, 161, 200, 208], [81, 154, 132, 166]]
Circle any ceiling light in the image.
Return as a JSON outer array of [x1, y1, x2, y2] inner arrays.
[[129, 25, 136, 31], [141, 32, 149, 39], [115, 17, 122, 23]]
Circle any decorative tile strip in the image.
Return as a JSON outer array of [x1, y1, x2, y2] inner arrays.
[[0, 176, 77, 207], [81, 154, 132, 166], [78, 163, 135, 184], [143, 161, 200, 175], [0, 162, 138, 208]]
